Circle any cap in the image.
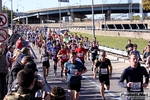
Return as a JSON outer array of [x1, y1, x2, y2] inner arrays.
[[24, 62, 38, 72], [133, 44, 137, 47], [21, 47, 30, 54]]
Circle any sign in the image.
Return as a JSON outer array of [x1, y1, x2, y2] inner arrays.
[[0, 28, 8, 42], [58, 0, 69, 2], [0, 13, 8, 27]]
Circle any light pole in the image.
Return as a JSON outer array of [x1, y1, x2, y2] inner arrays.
[[10, 0, 13, 34], [0, 0, 2, 12], [17, 4, 24, 24], [92, 0, 95, 38]]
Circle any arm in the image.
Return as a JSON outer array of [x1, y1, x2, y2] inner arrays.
[[118, 69, 127, 88], [57, 51, 62, 58], [143, 67, 149, 85], [40, 55, 42, 63], [109, 65, 112, 78]]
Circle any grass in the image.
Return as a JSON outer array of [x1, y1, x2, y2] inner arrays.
[[70, 32, 148, 54]]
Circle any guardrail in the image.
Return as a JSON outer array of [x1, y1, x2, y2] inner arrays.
[[99, 45, 128, 57]]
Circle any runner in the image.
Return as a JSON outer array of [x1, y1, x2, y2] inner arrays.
[[84, 37, 91, 60], [75, 42, 86, 64], [49, 43, 59, 76], [57, 44, 69, 78], [64, 51, 87, 100], [118, 53, 149, 100], [93, 50, 112, 100], [89, 41, 100, 71], [37, 37, 43, 54], [40, 46, 51, 80]]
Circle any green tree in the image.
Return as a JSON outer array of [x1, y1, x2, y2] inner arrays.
[[2, 6, 15, 27]]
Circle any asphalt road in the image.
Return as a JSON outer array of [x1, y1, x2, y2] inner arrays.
[[30, 46, 150, 100]]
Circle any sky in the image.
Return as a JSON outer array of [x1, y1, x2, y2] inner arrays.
[[2, 0, 139, 12]]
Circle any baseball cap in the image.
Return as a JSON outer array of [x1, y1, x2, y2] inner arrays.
[[24, 62, 38, 72]]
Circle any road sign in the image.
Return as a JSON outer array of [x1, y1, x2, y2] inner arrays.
[[0, 13, 8, 27], [0, 28, 8, 42]]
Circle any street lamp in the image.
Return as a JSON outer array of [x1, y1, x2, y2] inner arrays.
[[10, 0, 13, 34], [17, 4, 24, 24], [92, 0, 95, 38]]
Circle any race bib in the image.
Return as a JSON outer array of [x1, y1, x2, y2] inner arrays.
[[130, 82, 141, 91], [100, 68, 108, 74], [70, 69, 77, 76], [43, 57, 48, 61], [62, 55, 66, 59], [78, 53, 83, 57], [72, 46, 75, 50]]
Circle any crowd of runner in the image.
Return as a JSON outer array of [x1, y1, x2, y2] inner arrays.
[[0, 24, 150, 100]]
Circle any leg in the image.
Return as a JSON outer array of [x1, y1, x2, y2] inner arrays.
[[60, 63, 64, 78], [100, 82, 105, 99], [68, 89, 75, 100], [43, 66, 46, 80], [74, 91, 80, 100], [53, 60, 57, 76]]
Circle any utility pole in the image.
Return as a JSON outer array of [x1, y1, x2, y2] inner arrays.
[[0, 0, 2, 13], [92, 0, 95, 38]]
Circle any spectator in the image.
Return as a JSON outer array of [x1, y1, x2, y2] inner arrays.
[[0, 48, 8, 99], [6, 56, 34, 94], [6, 45, 14, 70], [143, 41, 150, 53], [50, 86, 66, 100], [4, 69, 50, 100], [16, 37, 23, 50]]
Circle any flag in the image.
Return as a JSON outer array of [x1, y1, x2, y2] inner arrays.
[[58, 0, 69, 2]]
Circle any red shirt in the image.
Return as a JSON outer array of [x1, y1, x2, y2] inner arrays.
[[58, 49, 68, 62], [16, 39, 22, 49], [75, 48, 86, 60]]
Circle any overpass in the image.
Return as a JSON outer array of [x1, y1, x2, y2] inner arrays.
[[13, 3, 147, 24]]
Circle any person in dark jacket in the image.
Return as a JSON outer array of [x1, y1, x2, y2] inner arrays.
[[6, 56, 34, 94], [118, 53, 149, 100]]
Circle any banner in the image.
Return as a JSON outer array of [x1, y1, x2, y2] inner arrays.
[[58, 0, 69, 2]]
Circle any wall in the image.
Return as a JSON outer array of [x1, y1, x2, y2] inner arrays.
[[69, 29, 150, 40]]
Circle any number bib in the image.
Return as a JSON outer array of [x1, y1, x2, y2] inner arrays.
[[62, 55, 66, 59], [70, 69, 77, 76], [100, 68, 108, 74], [130, 82, 141, 91], [43, 57, 48, 61], [78, 53, 83, 57]]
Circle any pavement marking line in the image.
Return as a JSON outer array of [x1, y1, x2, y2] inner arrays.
[[82, 76, 120, 100]]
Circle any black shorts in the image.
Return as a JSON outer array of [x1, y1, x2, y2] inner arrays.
[[81, 60, 85, 64], [99, 75, 110, 86], [67, 82, 81, 92], [53, 59, 58, 63], [42, 61, 50, 68], [85, 49, 89, 52], [91, 56, 96, 61], [60, 61, 67, 66]]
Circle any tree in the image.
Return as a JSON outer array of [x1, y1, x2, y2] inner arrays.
[[142, 0, 150, 10], [2, 6, 15, 27]]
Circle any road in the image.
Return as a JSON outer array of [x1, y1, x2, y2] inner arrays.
[[30, 46, 150, 100]]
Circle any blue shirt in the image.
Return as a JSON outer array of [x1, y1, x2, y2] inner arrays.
[[64, 61, 87, 84], [50, 47, 58, 59]]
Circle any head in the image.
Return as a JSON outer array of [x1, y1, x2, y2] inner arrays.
[[146, 45, 150, 52], [50, 86, 66, 100], [133, 44, 137, 51], [21, 47, 30, 55], [61, 45, 65, 50], [69, 51, 77, 63], [92, 41, 96, 47], [21, 56, 34, 65], [24, 62, 38, 75], [53, 43, 56, 48], [17, 69, 35, 90], [99, 50, 106, 61], [128, 39, 131, 44], [129, 53, 138, 68], [78, 42, 82, 48], [8, 45, 14, 52]]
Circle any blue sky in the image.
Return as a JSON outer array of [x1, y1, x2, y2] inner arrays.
[[2, 0, 139, 12]]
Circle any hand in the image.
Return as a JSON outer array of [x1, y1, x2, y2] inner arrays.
[[127, 82, 132, 88], [75, 71, 81, 76], [143, 83, 148, 88], [37, 80, 45, 88], [93, 75, 96, 79], [109, 74, 112, 78]]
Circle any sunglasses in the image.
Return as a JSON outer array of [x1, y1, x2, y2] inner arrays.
[[101, 55, 106, 57]]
